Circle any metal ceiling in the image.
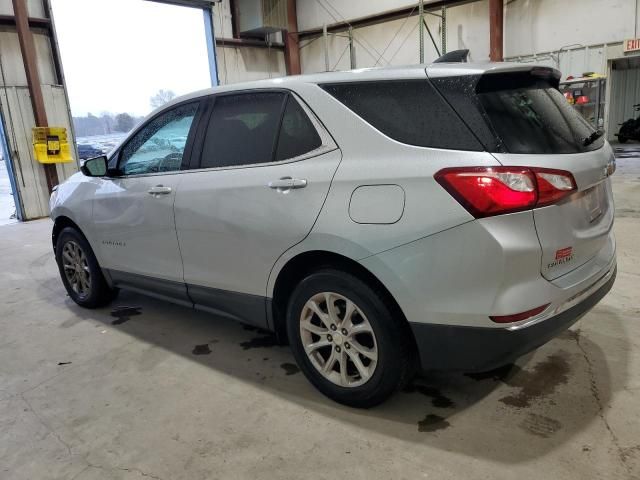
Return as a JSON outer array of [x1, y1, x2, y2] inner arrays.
[[143, 0, 220, 8]]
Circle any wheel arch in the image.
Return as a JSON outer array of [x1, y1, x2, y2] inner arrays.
[[270, 250, 416, 354], [52, 215, 115, 289], [52, 215, 86, 251]]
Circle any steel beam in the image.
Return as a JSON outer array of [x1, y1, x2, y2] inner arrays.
[[203, 7, 219, 86], [419, 0, 424, 63], [441, 6, 446, 54], [228, 0, 239, 38], [11, 0, 58, 192], [489, 0, 503, 61], [348, 26, 356, 69], [0, 14, 51, 29], [297, 0, 477, 39], [143, 0, 217, 9], [217, 37, 284, 50], [42, 0, 65, 86], [283, 0, 301, 75], [423, 18, 441, 57], [323, 24, 329, 71]]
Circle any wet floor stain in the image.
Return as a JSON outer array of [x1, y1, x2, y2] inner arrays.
[[192, 344, 212, 355], [519, 413, 562, 438], [403, 383, 455, 408], [280, 363, 300, 375], [240, 335, 278, 350], [242, 325, 272, 335], [465, 363, 520, 382], [499, 353, 571, 408], [110, 306, 142, 325], [557, 330, 577, 341], [418, 414, 450, 433]]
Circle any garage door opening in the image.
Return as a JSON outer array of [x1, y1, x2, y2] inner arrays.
[[608, 56, 640, 143], [0, 112, 21, 225], [51, 0, 214, 154]]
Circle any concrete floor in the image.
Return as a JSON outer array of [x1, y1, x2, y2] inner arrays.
[[1, 154, 639, 480]]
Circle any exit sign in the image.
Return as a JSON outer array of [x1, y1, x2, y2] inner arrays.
[[624, 38, 640, 52]]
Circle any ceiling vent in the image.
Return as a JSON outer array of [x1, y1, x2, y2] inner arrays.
[[237, 0, 288, 37]]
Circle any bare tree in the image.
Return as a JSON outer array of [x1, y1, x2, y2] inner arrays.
[[114, 113, 135, 133], [150, 89, 177, 109]]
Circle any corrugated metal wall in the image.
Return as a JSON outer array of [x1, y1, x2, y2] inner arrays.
[[609, 66, 640, 141], [505, 42, 640, 142], [0, 2, 78, 220], [505, 43, 616, 80], [0, 86, 77, 219], [216, 44, 285, 84]]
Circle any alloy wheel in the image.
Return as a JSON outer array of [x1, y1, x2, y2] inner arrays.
[[61, 240, 91, 299], [299, 292, 378, 388]]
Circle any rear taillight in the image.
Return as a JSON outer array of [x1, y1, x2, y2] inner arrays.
[[534, 168, 577, 207], [434, 166, 576, 218]]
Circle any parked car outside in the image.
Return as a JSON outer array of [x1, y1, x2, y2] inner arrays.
[[77, 143, 105, 160], [50, 62, 616, 407]]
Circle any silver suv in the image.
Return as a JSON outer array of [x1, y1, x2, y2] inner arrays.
[[51, 62, 616, 407]]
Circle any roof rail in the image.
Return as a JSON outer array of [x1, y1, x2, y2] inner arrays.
[[433, 49, 469, 63]]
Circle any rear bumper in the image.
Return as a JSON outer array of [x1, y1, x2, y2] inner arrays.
[[409, 266, 616, 372]]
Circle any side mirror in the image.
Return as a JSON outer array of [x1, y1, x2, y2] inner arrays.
[[80, 155, 108, 177]]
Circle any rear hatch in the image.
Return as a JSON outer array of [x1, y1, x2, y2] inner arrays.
[[429, 66, 615, 281]]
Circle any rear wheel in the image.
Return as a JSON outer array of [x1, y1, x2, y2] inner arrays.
[[286, 269, 414, 408], [55, 227, 117, 308]]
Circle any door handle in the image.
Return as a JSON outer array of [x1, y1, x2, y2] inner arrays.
[[268, 177, 307, 190], [147, 185, 172, 196]]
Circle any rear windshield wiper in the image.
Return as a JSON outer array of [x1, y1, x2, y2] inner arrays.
[[583, 129, 604, 146]]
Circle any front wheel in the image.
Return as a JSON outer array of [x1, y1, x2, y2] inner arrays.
[[55, 227, 117, 308], [286, 269, 414, 408]]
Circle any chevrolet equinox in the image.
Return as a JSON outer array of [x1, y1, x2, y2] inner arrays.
[[51, 62, 616, 407]]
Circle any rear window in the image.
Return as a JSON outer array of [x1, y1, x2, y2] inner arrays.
[[321, 80, 482, 151], [431, 72, 604, 154], [477, 85, 603, 154], [200, 92, 286, 168]]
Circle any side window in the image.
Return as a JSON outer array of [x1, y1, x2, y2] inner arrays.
[[321, 80, 482, 151], [200, 92, 286, 168], [275, 96, 322, 161], [119, 102, 199, 175]]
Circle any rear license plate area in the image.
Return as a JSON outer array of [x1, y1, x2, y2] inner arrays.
[[584, 184, 605, 223]]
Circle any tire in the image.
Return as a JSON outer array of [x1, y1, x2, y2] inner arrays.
[[286, 269, 415, 408], [618, 122, 635, 144], [55, 227, 118, 308]]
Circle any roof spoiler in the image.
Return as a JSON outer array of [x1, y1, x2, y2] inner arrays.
[[433, 49, 469, 63]]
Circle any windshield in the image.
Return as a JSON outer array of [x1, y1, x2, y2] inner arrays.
[[477, 85, 603, 154]]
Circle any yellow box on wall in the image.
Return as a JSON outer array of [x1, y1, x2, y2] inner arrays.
[[32, 127, 73, 164]]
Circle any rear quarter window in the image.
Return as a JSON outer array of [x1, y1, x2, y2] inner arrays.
[[320, 80, 482, 151], [275, 96, 322, 161]]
